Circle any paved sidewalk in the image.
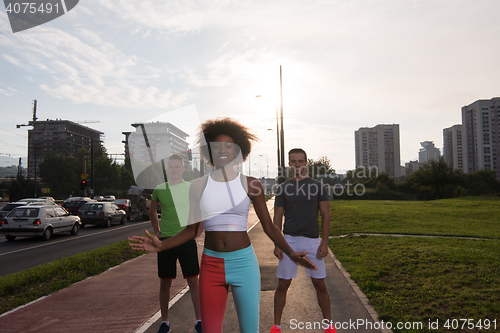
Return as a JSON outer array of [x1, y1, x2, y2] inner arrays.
[[0, 199, 389, 333]]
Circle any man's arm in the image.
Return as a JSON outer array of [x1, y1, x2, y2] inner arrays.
[[273, 206, 285, 259], [149, 200, 161, 239], [317, 200, 330, 258]]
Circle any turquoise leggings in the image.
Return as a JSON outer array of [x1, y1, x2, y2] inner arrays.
[[199, 246, 260, 333]]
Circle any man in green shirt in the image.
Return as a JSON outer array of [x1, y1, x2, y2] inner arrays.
[[150, 154, 202, 333]]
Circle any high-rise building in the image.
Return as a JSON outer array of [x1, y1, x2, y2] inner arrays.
[[418, 141, 441, 164], [27, 120, 103, 178], [125, 122, 190, 165], [443, 124, 463, 171], [405, 160, 420, 177], [462, 97, 500, 179], [355, 124, 401, 178]]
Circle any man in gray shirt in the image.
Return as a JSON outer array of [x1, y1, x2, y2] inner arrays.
[[270, 148, 335, 333]]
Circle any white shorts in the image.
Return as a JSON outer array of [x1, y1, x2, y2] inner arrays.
[[277, 234, 327, 279]]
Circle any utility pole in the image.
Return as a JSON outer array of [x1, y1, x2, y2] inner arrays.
[[34, 147, 37, 197], [279, 65, 285, 183], [16, 100, 38, 182], [276, 107, 280, 181], [91, 137, 94, 196]]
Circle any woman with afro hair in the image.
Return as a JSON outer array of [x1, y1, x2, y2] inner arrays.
[[131, 118, 316, 333]]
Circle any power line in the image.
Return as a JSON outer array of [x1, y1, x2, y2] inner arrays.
[[0, 127, 28, 138]]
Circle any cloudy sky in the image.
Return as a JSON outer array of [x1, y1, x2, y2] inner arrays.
[[1, 0, 499, 177]]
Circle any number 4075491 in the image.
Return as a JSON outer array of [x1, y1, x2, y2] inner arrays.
[[443, 319, 497, 330], [5, 2, 60, 14]]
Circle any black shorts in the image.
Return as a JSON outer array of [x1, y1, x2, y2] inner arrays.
[[157, 238, 200, 279]]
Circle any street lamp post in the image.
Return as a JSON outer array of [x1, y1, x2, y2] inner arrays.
[[255, 65, 285, 183], [279, 65, 285, 184], [254, 163, 262, 178], [260, 154, 269, 178]]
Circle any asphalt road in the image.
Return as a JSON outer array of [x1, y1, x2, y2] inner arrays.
[[0, 219, 151, 276]]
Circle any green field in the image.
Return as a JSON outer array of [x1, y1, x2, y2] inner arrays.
[[329, 197, 500, 238], [0, 240, 144, 314], [328, 198, 500, 333]]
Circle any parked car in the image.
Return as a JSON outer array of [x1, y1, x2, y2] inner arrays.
[[61, 197, 91, 209], [0, 202, 28, 220], [1, 205, 81, 241], [18, 198, 57, 206], [102, 195, 116, 202], [78, 202, 126, 227], [93, 195, 104, 201], [38, 196, 55, 202], [113, 199, 131, 220], [65, 198, 95, 215]]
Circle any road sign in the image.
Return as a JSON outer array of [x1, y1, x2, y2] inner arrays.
[[81, 173, 88, 180]]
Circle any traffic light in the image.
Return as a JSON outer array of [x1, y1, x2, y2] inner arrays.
[[187, 149, 192, 161], [80, 180, 88, 190]]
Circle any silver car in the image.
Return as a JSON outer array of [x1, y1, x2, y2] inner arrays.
[[18, 198, 58, 206], [1, 205, 81, 241]]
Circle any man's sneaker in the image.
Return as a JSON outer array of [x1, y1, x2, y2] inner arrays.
[[158, 322, 171, 333], [195, 321, 202, 333], [325, 325, 337, 333], [270, 325, 281, 333]]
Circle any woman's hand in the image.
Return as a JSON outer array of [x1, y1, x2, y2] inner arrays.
[[129, 229, 163, 253], [290, 251, 317, 270]]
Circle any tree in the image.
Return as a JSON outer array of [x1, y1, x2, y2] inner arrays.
[[465, 169, 500, 196], [345, 166, 379, 185], [119, 156, 136, 194], [307, 156, 335, 180], [39, 153, 79, 199], [409, 159, 464, 199], [3, 175, 39, 201], [364, 173, 396, 190]]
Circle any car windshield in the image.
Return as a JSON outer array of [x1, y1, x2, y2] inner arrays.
[[114, 200, 127, 204], [1, 203, 24, 211], [68, 201, 86, 207], [82, 203, 104, 211], [9, 207, 39, 218]]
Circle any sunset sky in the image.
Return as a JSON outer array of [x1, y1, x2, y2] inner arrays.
[[1, 0, 499, 177]]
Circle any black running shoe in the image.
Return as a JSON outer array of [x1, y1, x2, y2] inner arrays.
[[158, 322, 171, 333], [195, 321, 202, 333]]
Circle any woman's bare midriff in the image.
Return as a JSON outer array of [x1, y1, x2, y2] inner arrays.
[[204, 231, 251, 252]]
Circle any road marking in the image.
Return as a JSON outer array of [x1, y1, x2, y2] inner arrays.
[[134, 286, 191, 333], [0, 221, 149, 257]]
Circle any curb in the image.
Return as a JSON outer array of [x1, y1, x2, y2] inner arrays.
[[328, 247, 393, 333]]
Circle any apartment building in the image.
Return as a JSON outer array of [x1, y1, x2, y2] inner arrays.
[[355, 124, 401, 178], [462, 98, 500, 179], [443, 124, 463, 171], [27, 120, 103, 178], [124, 122, 190, 165], [405, 160, 420, 177], [418, 141, 441, 164]]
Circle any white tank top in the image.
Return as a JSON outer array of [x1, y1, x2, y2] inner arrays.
[[200, 173, 250, 231]]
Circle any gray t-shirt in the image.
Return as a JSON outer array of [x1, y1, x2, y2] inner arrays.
[[274, 177, 329, 238]]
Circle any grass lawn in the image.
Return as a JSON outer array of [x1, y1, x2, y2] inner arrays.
[[329, 197, 500, 238], [328, 197, 500, 333], [0, 240, 144, 315]]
